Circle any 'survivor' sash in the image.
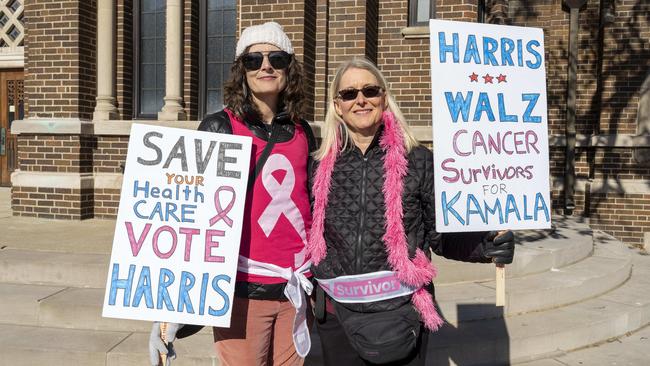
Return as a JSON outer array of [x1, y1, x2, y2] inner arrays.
[[317, 271, 418, 303]]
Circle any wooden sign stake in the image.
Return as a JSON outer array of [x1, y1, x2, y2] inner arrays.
[[159, 322, 168, 366], [496, 263, 506, 307]]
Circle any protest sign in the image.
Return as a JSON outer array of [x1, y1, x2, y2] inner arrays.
[[102, 124, 252, 327], [430, 19, 552, 232]]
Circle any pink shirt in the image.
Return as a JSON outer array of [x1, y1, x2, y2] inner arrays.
[[226, 109, 312, 284]]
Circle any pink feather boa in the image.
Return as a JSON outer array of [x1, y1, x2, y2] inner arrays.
[[308, 111, 443, 331]]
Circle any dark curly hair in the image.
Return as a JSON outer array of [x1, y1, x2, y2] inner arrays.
[[223, 53, 307, 122]]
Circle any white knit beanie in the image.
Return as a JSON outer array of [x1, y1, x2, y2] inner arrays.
[[235, 22, 294, 59]]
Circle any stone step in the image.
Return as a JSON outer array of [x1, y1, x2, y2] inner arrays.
[[436, 231, 633, 324], [38, 287, 151, 333], [0, 219, 600, 335], [0, 218, 593, 290], [0, 283, 65, 327], [426, 249, 650, 365], [516, 324, 650, 366], [0, 248, 109, 288], [0, 324, 216, 366], [106, 330, 217, 366], [0, 234, 628, 336], [0, 283, 215, 334], [434, 218, 593, 284], [4, 248, 645, 366]]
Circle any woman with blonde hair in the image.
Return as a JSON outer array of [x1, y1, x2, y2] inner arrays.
[[308, 58, 515, 365]]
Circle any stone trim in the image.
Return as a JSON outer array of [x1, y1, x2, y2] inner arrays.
[[551, 177, 650, 195], [0, 46, 25, 68], [589, 134, 650, 148], [550, 134, 650, 148], [12, 119, 317, 137], [92, 120, 200, 135], [11, 171, 123, 190], [11, 171, 94, 189], [11, 119, 94, 135], [94, 173, 123, 190], [547, 133, 589, 147], [401, 26, 429, 39], [10, 118, 200, 135]]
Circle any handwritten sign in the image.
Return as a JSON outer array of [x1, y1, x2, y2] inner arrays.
[[430, 19, 551, 232], [102, 124, 252, 327]]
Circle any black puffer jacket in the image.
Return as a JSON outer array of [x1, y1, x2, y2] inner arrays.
[[311, 126, 490, 313]]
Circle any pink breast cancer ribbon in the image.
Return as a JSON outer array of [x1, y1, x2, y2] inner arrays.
[[209, 186, 235, 227], [257, 154, 306, 243]]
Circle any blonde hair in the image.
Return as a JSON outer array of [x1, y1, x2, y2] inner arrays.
[[314, 58, 420, 161]]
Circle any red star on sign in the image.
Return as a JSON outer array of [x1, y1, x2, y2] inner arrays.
[[497, 74, 507, 83], [483, 74, 494, 84], [469, 72, 479, 82]]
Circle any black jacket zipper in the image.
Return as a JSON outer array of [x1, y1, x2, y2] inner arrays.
[[356, 155, 369, 273]]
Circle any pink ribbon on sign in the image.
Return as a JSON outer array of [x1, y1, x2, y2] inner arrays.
[[209, 186, 235, 227]]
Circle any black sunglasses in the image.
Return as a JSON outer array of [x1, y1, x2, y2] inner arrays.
[[336, 85, 384, 101], [241, 51, 292, 71]]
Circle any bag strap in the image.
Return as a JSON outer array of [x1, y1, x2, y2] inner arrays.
[[247, 122, 279, 190], [298, 119, 316, 153], [314, 284, 326, 323]]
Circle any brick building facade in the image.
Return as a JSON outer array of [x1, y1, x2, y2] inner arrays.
[[3, 0, 649, 247]]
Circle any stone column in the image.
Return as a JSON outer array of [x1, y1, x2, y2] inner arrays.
[[93, 0, 118, 120], [158, 0, 187, 121]]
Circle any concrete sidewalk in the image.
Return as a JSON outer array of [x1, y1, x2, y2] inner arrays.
[[0, 188, 115, 254], [520, 324, 650, 366]]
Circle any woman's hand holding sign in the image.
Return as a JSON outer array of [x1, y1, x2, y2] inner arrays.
[[482, 230, 515, 264], [149, 322, 183, 366]]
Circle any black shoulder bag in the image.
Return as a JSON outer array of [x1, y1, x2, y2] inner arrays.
[[333, 300, 422, 364]]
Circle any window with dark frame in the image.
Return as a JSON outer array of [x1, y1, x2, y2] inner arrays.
[[478, 0, 486, 23], [134, 0, 166, 119], [409, 0, 435, 27], [199, 0, 237, 119]]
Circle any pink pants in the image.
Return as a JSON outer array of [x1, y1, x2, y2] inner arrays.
[[213, 296, 310, 366]]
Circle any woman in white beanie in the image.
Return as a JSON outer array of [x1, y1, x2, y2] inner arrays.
[[149, 21, 315, 366]]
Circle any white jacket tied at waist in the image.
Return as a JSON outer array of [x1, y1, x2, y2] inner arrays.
[[237, 255, 313, 357]]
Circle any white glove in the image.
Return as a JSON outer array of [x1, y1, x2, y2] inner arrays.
[[148, 322, 183, 366]]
